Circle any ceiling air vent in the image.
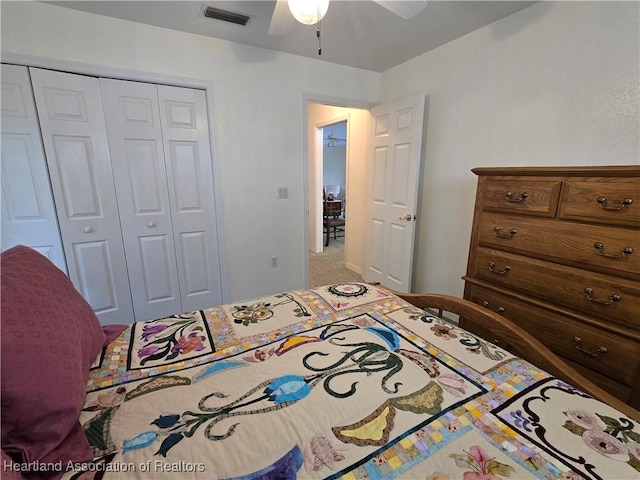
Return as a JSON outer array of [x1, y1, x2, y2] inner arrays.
[[202, 5, 251, 26]]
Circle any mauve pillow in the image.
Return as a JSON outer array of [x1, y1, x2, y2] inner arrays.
[[1, 246, 105, 469], [1, 449, 26, 480]]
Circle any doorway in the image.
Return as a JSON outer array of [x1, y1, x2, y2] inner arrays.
[[321, 120, 347, 250], [304, 93, 427, 292], [309, 120, 360, 287], [306, 102, 370, 288]]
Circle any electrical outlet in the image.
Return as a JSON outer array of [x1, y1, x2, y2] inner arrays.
[[271, 256, 278, 268]]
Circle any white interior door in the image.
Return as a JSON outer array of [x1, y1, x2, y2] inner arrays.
[[363, 92, 425, 292], [1, 64, 66, 270], [30, 68, 134, 324], [157, 85, 223, 311], [100, 78, 182, 322]]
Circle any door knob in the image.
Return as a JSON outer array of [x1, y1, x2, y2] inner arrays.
[[83, 226, 93, 233], [147, 222, 156, 228], [399, 214, 415, 221]]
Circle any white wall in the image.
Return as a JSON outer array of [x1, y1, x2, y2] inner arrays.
[[0, 1, 380, 302], [3, 2, 637, 302], [381, 1, 640, 296], [323, 147, 346, 189]]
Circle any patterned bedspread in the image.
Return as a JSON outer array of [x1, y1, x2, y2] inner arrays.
[[70, 283, 640, 479]]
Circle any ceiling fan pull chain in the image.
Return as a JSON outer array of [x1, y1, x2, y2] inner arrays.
[[317, 19, 322, 55]]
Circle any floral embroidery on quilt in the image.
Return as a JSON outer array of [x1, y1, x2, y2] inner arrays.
[[386, 308, 515, 374], [303, 436, 348, 473], [79, 312, 486, 478], [314, 282, 393, 311], [562, 408, 640, 472], [492, 377, 640, 479], [443, 444, 516, 479], [127, 311, 215, 370], [231, 292, 312, 326]]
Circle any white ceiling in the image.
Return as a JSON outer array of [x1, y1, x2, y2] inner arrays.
[[47, 1, 537, 72]]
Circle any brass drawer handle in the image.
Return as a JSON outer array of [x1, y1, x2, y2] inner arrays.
[[597, 196, 633, 211], [488, 261, 511, 275], [504, 191, 528, 203], [573, 337, 607, 357], [584, 287, 621, 306], [493, 226, 517, 238], [594, 242, 633, 259], [480, 301, 505, 315]]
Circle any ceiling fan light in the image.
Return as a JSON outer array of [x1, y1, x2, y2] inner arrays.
[[288, 0, 329, 26]]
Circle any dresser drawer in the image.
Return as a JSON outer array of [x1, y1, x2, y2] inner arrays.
[[471, 247, 640, 330], [465, 284, 640, 387], [559, 178, 640, 227], [477, 212, 639, 279], [567, 359, 634, 407], [480, 178, 561, 217]]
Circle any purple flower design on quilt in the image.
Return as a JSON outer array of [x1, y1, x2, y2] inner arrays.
[[141, 323, 168, 341], [562, 408, 640, 473], [138, 345, 159, 358], [449, 445, 515, 479], [171, 332, 206, 355]]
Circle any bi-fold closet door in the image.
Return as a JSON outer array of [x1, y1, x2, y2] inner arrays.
[[0, 64, 66, 271], [29, 68, 223, 324]]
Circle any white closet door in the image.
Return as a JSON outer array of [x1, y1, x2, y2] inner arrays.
[[30, 68, 134, 324], [1, 64, 66, 271], [158, 85, 223, 311], [100, 78, 182, 322]]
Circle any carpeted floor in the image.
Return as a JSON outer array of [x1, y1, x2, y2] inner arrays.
[[309, 237, 362, 288]]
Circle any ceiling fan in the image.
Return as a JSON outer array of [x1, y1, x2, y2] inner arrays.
[[325, 133, 346, 147], [268, 0, 428, 36]]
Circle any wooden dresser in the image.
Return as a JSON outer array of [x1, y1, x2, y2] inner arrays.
[[462, 166, 640, 409]]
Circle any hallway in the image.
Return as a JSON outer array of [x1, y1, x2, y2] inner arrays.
[[308, 237, 362, 288]]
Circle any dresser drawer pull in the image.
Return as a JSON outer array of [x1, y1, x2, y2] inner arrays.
[[573, 337, 607, 357], [504, 191, 528, 203], [594, 242, 633, 259], [584, 287, 621, 305], [597, 196, 633, 211], [493, 226, 517, 238], [488, 261, 511, 275]]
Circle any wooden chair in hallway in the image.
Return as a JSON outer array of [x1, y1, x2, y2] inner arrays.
[[323, 195, 345, 247]]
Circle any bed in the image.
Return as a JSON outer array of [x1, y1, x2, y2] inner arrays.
[[2, 245, 639, 480]]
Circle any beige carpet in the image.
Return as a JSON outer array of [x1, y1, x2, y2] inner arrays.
[[309, 237, 362, 288]]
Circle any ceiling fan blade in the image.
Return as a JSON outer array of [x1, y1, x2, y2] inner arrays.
[[268, 0, 294, 35], [373, 0, 427, 20]]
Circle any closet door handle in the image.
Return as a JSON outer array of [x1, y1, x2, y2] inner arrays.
[[147, 222, 156, 228], [83, 226, 93, 233]]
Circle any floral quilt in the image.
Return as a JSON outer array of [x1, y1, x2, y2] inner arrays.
[[70, 283, 639, 479]]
